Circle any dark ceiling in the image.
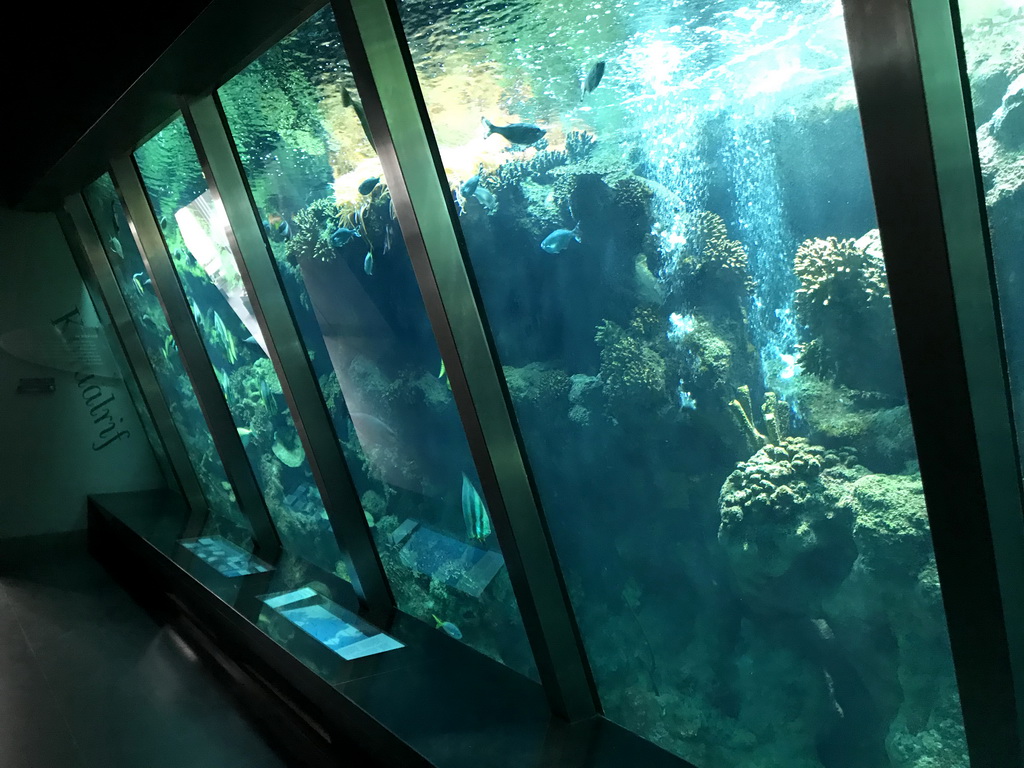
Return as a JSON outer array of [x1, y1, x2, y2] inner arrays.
[[0, 0, 213, 209]]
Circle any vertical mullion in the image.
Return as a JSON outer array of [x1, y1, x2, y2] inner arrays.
[[111, 154, 283, 559], [182, 93, 394, 615], [330, 0, 599, 721], [60, 194, 208, 533], [842, 0, 1024, 763]]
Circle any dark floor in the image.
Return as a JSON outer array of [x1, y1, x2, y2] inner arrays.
[[0, 536, 291, 768]]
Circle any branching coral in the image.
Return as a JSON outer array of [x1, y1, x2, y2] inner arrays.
[[728, 385, 791, 453], [794, 234, 902, 395], [718, 437, 861, 614], [284, 197, 343, 264], [565, 130, 597, 162]]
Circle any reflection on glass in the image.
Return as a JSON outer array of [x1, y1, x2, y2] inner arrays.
[[83, 174, 251, 542], [399, 0, 967, 765], [134, 117, 347, 580], [217, 6, 537, 680], [959, 1, 1024, 472]]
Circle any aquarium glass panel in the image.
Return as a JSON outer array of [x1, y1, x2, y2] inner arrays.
[[216, 5, 537, 679], [398, 1, 968, 765], [959, 2, 1024, 476], [134, 117, 348, 580], [83, 173, 251, 543]]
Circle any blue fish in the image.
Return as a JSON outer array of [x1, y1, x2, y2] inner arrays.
[[581, 60, 606, 101], [358, 176, 380, 195], [460, 164, 483, 197], [364, 252, 374, 276], [481, 117, 546, 145], [540, 223, 582, 254], [474, 186, 497, 215], [433, 615, 463, 640], [330, 226, 362, 250], [461, 473, 492, 542]]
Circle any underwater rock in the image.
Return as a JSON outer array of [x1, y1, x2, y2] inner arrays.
[[821, 473, 968, 768], [502, 363, 570, 413], [272, 431, 307, 468], [596, 311, 668, 419], [718, 437, 862, 615], [567, 373, 603, 427], [794, 234, 904, 397], [792, 373, 916, 473]]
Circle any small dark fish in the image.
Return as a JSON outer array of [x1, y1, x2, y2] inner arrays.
[[260, 379, 273, 410], [364, 252, 374, 276], [358, 177, 380, 195], [342, 86, 375, 150], [481, 117, 546, 146], [383, 225, 393, 255], [159, 215, 168, 230], [110, 200, 120, 232], [541, 223, 582, 254], [330, 226, 362, 250], [581, 60, 606, 101], [460, 164, 484, 197]]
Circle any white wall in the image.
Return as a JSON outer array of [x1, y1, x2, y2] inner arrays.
[[0, 207, 165, 539]]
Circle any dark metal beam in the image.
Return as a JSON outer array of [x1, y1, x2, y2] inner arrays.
[[843, 0, 1024, 762], [60, 195, 207, 529], [110, 154, 283, 560], [182, 93, 394, 615], [19, 0, 328, 212], [330, 0, 599, 721]]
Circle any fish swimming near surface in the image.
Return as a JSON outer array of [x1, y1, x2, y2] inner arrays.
[[330, 226, 362, 250], [432, 615, 463, 640], [460, 164, 484, 198], [342, 86, 375, 150], [581, 60, 606, 101], [364, 252, 374, 276], [109, 236, 124, 260], [540, 223, 582, 254], [481, 117, 546, 146], [473, 185, 498, 215], [358, 177, 380, 195], [461, 473, 493, 542]]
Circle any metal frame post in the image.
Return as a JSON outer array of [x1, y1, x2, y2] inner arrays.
[[60, 195, 206, 527], [843, 0, 1024, 762], [110, 154, 284, 559], [330, 0, 600, 720], [182, 93, 394, 614]]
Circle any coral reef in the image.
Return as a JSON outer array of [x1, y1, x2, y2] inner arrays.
[[719, 437, 861, 614], [595, 311, 668, 419], [794, 234, 903, 396]]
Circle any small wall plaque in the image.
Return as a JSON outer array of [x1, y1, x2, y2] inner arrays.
[[17, 377, 56, 394]]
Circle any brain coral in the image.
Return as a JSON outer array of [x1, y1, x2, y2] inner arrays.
[[718, 437, 862, 614]]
